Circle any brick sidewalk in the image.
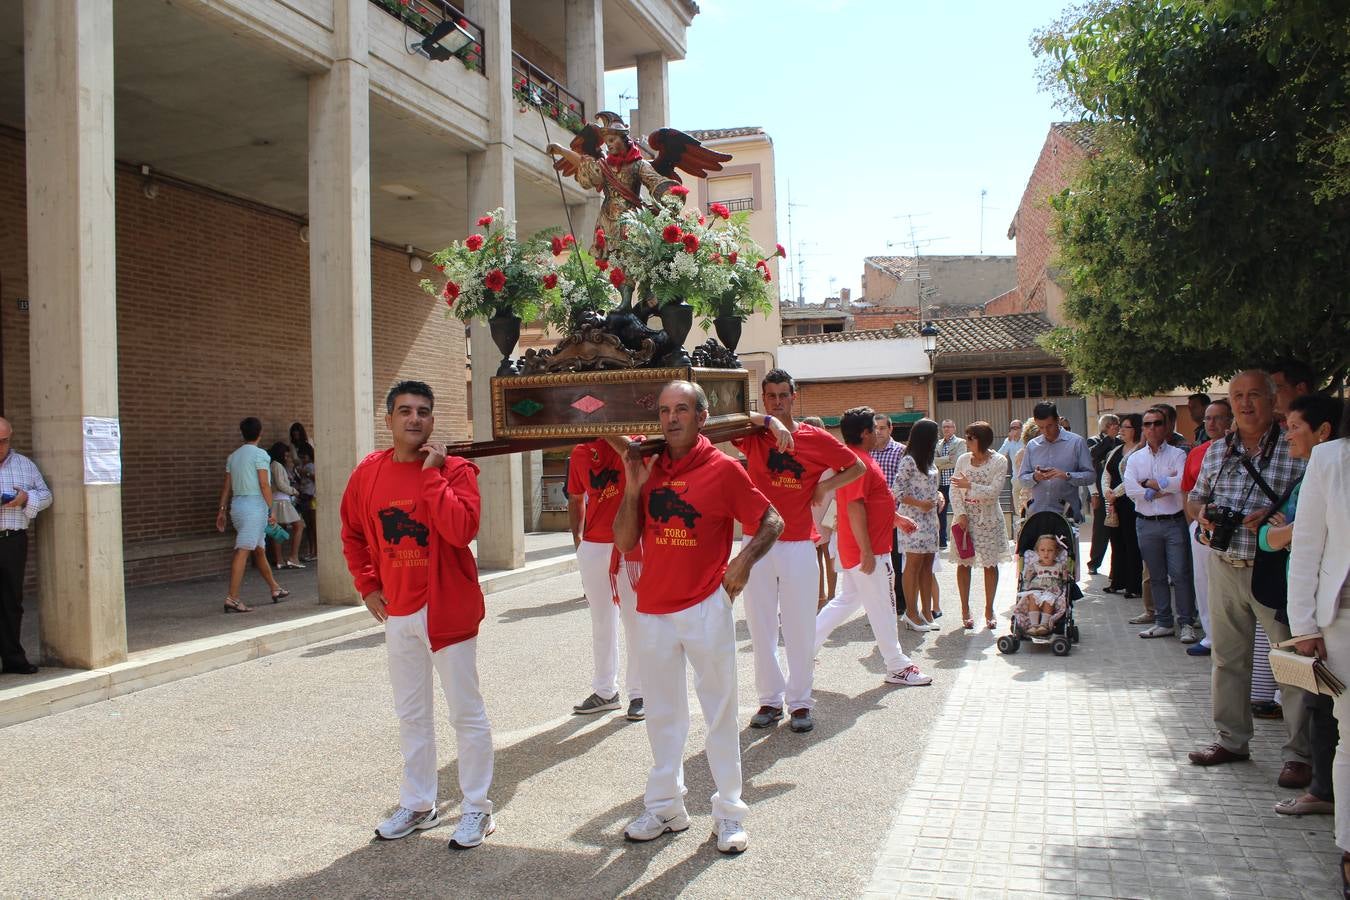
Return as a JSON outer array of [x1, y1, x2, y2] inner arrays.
[[867, 558, 1338, 900]]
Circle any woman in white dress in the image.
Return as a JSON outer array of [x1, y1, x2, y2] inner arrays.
[[949, 421, 1011, 630]]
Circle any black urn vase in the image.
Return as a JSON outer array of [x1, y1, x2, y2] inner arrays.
[[488, 309, 522, 376], [713, 315, 744, 355], [657, 300, 694, 367]]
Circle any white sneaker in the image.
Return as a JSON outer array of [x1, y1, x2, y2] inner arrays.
[[448, 811, 494, 849], [884, 665, 933, 686], [1178, 624, 1199, 644], [713, 817, 748, 854], [1139, 624, 1176, 639], [375, 805, 439, 840], [624, 809, 690, 842]]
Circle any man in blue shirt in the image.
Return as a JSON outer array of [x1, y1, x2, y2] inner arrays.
[[1015, 402, 1095, 522]]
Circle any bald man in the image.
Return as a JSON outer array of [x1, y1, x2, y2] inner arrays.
[[0, 418, 53, 675]]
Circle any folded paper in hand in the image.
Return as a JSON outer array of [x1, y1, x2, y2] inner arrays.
[[1268, 649, 1345, 697]]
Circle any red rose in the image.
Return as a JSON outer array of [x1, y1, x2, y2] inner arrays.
[[712, 253, 723, 264], [477, 214, 493, 227], [755, 259, 767, 271], [457, 17, 469, 27], [662, 224, 683, 243], [550, 236, 564, 256], [563, 233, 576, 248], [763, 271, 772, 283], [543, 273, 558, 289], [683, 233, 700, 253], [669, 185, 690, 197], [484, 269, 507, 292], [443, 281, 460, 300], [435, 263, 446, 273], [593, 228, 606, 251], [729, 251, 738, 264], [465, 234, 484, 251], [698, 215, 706, 225], [609, 267, 626, 287], [596, 258, 609, 271], [710, 203, 730, 219], [776, 243, 787, 258]]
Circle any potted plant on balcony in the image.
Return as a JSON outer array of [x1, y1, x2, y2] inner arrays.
[[609, 189, 736, 366], [421, 209, 555, 375], [690, 205, 782, 355]]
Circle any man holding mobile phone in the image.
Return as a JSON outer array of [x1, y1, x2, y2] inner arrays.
[[0, 417, 53, 675]]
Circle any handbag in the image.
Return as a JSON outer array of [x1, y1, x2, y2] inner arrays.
[[1240, 456, 1301, 619], [265, 521, 291, 542], [951, 521, 975, 560]]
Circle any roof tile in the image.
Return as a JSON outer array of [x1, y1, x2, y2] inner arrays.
[[782, 313, 1053, 354]]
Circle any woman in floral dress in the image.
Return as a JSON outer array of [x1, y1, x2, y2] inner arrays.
[[948, 421, 1011, 630], [895, 419, 942, 631]]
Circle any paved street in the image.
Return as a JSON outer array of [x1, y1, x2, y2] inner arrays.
[[1, 543, 1337, 898]]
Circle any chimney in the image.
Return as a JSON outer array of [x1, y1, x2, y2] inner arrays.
[[840, 287, 851, 304]]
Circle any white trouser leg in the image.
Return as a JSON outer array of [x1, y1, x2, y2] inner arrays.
[[815, 563, 863, 652], [577, 540, 620, 698], [742, 537, 788, 709], [430, 636, 495, 815], [1325, 608, 1350, 849], [776, 541, 823, 711], [617, 560, 643, 700], [681, 589, 749, 820], [1190, 521, 1212, 644], [852, 555, 913, 673], [639, 604, 691, 817], [385, 607, 439, 812]]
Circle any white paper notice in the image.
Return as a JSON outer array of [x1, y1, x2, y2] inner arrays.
[[83, 417, 122, 485]]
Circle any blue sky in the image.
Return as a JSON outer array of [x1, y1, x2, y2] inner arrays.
[[605, 0, 1075, 305]]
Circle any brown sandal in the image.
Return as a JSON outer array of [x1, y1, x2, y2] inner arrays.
[[224, 597, 252, 613]]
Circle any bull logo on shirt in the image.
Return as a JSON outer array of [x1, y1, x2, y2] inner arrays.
[[766, 449, 805, 479], [648, 486, 702, 529], [589, 468, 620, 491], [379, 506, 429, 548]]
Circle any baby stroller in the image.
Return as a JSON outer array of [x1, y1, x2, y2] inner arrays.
[[997, 510, 1083, 657]]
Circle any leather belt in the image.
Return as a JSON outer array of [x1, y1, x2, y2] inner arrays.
[[1137, 511, 1184, 521], [1219, 556, 1254, 568], [0, 529, 26, 539]]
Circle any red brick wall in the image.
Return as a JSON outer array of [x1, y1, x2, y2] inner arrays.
[[795, 377, 930, 422], [982, 286, 1022, 316], [851, 308, 919, 331], [1013, 129, 1087, 317], [0, 131, 468, 586]]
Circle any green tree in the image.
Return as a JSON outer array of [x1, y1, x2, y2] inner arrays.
[[1034, 0, 1350, 395]]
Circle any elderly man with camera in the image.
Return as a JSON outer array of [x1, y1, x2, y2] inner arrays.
[[1187, 370, 1310, 788]]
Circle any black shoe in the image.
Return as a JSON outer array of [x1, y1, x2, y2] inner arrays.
[[1087, 566, 1099, 575], [1102, 586, 1122, 594], [2, 661, 38, 675], [625, 698, 645, 722]]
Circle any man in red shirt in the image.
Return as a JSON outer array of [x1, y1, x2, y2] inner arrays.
[[568, 438, 644, 720], [339, 381, 495, 850], [814, 406, 933, 687], [736, 369, 863, 734], [614, 380, 784, 854], [1182, 399, 1232, 657]]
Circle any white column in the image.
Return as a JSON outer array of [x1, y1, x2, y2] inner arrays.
[[309, 0, 374, 603], [466, 0, 525, 569], [636, 52, 669, 132], [24, 0, 127, 669], [564, 0, 604, 120]]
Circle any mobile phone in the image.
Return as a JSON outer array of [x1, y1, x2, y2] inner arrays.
[[0, 492, 14, 504]]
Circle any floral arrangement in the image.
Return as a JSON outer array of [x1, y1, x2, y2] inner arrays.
[[513, 77, 584, 133], [420, 209, 556, 322], [609, 191, 781, 325], [540, 237, 621, 332]]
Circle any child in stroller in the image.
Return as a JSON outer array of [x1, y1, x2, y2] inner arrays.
[[1015, 535, 1072, 636]]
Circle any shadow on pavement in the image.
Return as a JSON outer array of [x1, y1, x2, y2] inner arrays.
[[496, 594, 587, 624], [300, 631, 383, 658]]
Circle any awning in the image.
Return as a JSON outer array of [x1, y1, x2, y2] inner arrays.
[[819, 412, 924, 427]]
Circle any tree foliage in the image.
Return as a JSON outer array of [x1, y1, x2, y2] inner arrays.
[[1034, 0, 1350, 395]]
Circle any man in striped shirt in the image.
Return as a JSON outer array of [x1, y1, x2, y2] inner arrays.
[[0, 418, 53, 675]]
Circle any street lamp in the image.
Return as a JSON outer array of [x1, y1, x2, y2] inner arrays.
[[920, 321, 939, 365], [414, 18, 474, 62]]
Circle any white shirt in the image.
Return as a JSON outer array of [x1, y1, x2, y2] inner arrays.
[[1123, 441, 1187, 517]]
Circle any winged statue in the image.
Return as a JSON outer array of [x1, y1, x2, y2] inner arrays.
[[546, 111, 732, 256]]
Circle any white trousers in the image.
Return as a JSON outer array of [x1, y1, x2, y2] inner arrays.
[[742, 538, 820, 711], [814, 554, 914, 673], [385, 606, 494, 814], [638, 588, 748, 821], [1324, 606, 1350, 849], [1189, 520, 1213, 643], [576, 540, 643, 699]]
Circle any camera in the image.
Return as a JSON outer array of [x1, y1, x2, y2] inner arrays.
[[1204, 505, 1244, 553]]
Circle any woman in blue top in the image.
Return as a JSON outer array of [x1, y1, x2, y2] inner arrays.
[[1260, 394, 1343, 820], [215, 417, 287, 612]]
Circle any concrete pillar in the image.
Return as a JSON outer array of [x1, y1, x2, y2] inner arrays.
[[466, 0, 525, 570], [309, 0, 373, 603], [521, 449, 543, 531], [24, 0, 127, 669], [564, 0, 604, 120], [636, 52, 669, 131]]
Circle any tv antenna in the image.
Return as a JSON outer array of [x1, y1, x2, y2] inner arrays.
[[979, 188, 988, 254], [884, 214, 947, 316], [786, 182, 808, 305]]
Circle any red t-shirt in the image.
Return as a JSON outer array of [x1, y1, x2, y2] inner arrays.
[[358, 458, 433, 616], [568, 440, 625, 543], [735, 423, 857, 542], [835, 445, 895, 570], [1182, 439, 1212, 494], [636, 435, 771, 615]]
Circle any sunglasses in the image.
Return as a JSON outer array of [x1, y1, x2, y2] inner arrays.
[[1142, 420, 1167, 428]]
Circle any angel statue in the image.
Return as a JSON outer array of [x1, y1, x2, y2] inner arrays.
[[546, 111, 732, 256]]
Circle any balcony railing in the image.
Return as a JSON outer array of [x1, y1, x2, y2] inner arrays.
[[511, 51, 585, 134], [709, 197, 755, 213], [369, 0, 486, 75]]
